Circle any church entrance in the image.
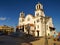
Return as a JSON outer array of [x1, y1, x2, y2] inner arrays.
[[37, 31, 39, 37]]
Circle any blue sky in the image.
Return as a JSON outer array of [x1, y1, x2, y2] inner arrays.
[[0, 0, 60, 32]]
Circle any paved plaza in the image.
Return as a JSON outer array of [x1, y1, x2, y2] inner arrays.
[[0, 35, 60, 45]]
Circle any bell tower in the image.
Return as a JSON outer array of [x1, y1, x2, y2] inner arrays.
[[18, 11, 25, 26], [36, 2, 43, 10], [35, 2, 45, 17], [20, 11, 25, 18]]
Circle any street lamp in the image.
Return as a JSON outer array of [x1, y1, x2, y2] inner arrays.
[[44, 17, 48, 45], [41, 16, 49, 45]]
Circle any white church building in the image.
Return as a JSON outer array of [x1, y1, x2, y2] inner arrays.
[[17, 2, 56, 37]]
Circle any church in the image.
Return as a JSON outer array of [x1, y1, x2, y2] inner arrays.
[[17, 2, 56, 37]]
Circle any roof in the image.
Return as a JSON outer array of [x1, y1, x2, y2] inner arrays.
[[25, 14, 35, 18]]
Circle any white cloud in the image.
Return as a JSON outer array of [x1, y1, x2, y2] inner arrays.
[[0, 17, 6, 21]]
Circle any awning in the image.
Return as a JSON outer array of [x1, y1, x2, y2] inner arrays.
[[25, 24, 34, 27], [49, 27, 55, 30], [29, 24, 34, 27]]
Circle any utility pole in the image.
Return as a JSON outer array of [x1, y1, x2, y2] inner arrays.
[[45, 17, 48, 45], [41, 16, 48, 45]]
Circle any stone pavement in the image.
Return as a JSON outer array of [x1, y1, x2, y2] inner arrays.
[[30, 38, 60, 45], [0, 35, 60, 45]]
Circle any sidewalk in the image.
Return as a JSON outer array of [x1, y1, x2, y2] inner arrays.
[[30, 38, 58, 45]]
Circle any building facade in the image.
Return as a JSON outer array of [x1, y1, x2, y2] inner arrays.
[[0, 25, 14, 35], [18, 2, 55, 37]]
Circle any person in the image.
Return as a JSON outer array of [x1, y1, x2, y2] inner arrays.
[[53, 32, 56, 41]]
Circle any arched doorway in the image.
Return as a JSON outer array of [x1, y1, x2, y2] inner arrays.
[[37, 30, 39, 37]]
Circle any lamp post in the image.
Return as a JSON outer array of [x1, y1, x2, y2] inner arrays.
[[41, 16, 48, 45], [44, 17, 48, 45]]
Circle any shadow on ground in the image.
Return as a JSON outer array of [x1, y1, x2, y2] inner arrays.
[[0, 32, 40, 45]]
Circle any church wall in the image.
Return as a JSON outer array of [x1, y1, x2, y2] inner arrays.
[[34, 17, 43, 36], [35, 10, 42, 17], [24, 14, 34, 25]]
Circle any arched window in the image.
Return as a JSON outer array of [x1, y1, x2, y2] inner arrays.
[[37, 6, 38, 9], [36, 13, 39, 16], [37, 19, 39, 22], [39, 5, 40, 9]]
